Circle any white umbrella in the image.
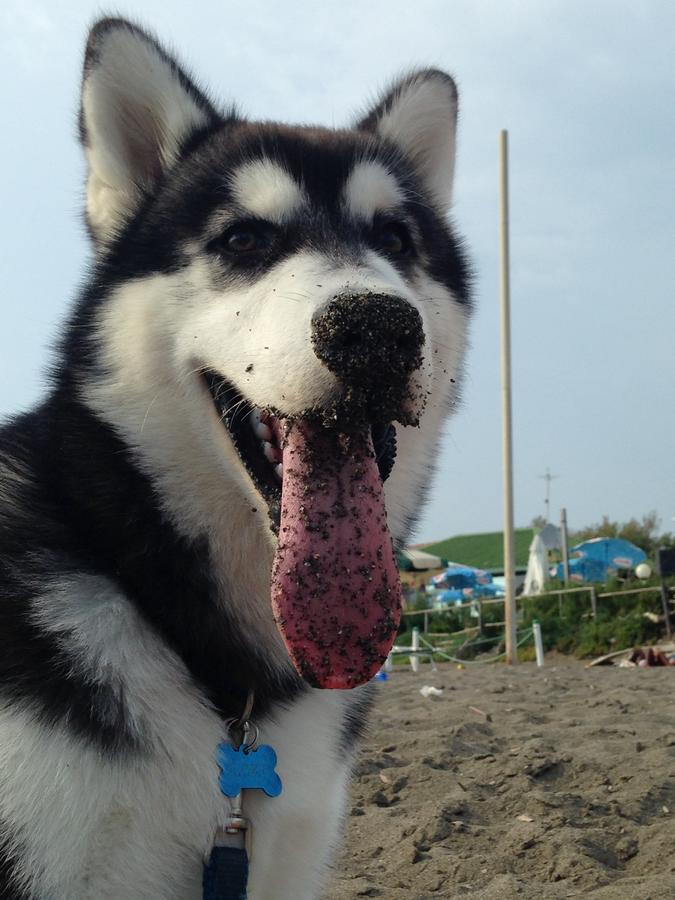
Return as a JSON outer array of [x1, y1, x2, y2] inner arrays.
[[524, 533, 549, 595]]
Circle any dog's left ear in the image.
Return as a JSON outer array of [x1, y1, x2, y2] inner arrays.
[[79, 18, 221, 244], [357, 70, 458, 210]]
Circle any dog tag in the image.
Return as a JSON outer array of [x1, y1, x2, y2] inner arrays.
[[216, 743, 282, 798]]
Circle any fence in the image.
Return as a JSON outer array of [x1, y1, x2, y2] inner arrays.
[[389, 624, 535, 670], [403, 583, 673, 634], [397, 582, 674, 666]]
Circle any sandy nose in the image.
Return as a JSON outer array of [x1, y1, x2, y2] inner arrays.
[[311, 292, 424, 383]]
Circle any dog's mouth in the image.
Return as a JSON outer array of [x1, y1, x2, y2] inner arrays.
[[204, 372, 403, 690], [204, 373, 398, 527]]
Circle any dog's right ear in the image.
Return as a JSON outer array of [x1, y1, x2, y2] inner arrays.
[[80, 18, 220, 245]]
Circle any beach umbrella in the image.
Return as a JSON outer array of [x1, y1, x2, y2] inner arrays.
[[571, 538, 646, 567], [555, 537, 646, 582], [524, 533, 549, 595], [430, 562, 493, 590]]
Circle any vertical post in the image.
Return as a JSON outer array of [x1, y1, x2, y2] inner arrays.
[[560, 507, 570, 584], [499, 129, 517, 665], [411, 626, 420, 673], [423, 610, 429, 634], [532, 620, 545, 667], [660, 580, 672, 638], [590, 585, 597, 619]]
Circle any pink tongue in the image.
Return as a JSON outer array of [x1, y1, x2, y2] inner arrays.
[[271, 420, 402, 689]]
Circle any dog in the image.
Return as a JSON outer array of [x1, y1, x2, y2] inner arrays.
[[0, 17, 470, 899]]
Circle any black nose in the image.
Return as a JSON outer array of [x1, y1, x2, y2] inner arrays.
[[311, 292, 424, 383]]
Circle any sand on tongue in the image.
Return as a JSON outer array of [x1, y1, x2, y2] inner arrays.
[[270, 419, 402, 689]]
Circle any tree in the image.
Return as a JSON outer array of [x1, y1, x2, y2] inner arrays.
[[571, 511, 673, 558]]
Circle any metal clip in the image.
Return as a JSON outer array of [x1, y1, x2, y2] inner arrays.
[[221, 789, 253, 858], [223, 815, 253, 859]]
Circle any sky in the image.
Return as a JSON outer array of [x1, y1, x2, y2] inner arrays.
[[1, 0, 673, 545]]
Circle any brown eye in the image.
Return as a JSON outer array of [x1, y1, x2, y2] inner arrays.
[[226, 227, 262, 253], [375, 222, 412, 257], [220, 223, 275, 255]]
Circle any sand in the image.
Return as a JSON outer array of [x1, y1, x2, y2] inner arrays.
[[325, 657, 675, 899]]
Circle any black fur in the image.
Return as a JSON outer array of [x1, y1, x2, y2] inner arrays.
[[0, 399, 306, 751], [85, 125, 470, 302]]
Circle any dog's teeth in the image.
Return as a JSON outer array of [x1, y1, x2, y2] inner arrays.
[[251, 408, 273, 441], [275, 463, 283, 480], [262, 441, 277, 463], [254, 421, 272, 441]]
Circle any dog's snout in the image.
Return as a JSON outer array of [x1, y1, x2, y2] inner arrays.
[[311, 293, 424, 383]]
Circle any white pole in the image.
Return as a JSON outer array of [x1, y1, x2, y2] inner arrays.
[[410, 626, 420, 673], [532, 620, 545, 667], [499, 129, 517, 665]]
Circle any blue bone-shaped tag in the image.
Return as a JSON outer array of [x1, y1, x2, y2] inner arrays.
[[216, 743, 283, 798]]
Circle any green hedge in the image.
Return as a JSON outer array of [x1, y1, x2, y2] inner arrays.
[[401, 578, 673, 660], [520, 579, 670, 657]]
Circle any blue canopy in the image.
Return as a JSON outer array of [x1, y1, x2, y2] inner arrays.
[[555, 538, 646, 583], [428, 562, 504, 605], [430, 562, 493, 590]]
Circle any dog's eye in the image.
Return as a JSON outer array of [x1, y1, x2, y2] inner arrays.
[[221, 224, 272, 255], [373, 222, 413, 257]]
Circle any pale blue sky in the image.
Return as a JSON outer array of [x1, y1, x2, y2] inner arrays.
[[1, 0, 673, 543]]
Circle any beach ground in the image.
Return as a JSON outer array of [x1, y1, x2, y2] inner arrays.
[[325, 657, 675, 899]]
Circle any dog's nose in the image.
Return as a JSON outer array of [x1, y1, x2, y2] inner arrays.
[[311, 292, 424, 383]]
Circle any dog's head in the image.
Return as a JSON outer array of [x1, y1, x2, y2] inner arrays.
[[74, 19, 471, 688]]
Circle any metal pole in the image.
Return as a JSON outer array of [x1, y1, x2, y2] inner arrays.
[[560, 507, 570, 584], [499, 130, 517, 665]]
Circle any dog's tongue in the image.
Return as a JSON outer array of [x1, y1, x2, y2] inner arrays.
[[271, 420, 401, 689]]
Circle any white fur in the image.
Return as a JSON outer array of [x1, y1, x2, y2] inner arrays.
[[372, 73, 458, 209], [82, 26, 210, 242], [383, 269, 470, 530], [0, 576, 354, 899], [230, 160, 306, 223], [343, 160, 404, 220], [79, 242, 460, 562]]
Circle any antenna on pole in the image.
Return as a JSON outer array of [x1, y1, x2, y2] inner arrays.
[[499, 129, 517, 666], [539, 468, 558, 522]]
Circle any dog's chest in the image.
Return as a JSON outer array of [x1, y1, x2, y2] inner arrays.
[[85, 689, 351, 900], [5, 578, 352, 899]]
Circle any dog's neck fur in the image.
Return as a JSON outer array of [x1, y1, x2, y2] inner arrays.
[[23, 384, 305, 723]]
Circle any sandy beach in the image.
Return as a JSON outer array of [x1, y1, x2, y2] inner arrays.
[[325, 657, 675, 899]]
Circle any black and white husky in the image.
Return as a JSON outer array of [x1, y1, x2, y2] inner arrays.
[[0, 17, 470, 900]]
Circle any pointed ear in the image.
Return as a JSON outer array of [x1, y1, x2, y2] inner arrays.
[[357, 70, 458, 210], [79, 18, 221, 244]]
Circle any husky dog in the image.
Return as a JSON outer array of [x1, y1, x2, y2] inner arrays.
[[0, 17, 470, 900]]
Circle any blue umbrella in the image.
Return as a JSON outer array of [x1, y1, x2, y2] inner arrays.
[[555, 538, 646, 582], [428, 562, 500, 605]]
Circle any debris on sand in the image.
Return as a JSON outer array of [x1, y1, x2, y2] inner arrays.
[[586, 643, 675, 668]]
